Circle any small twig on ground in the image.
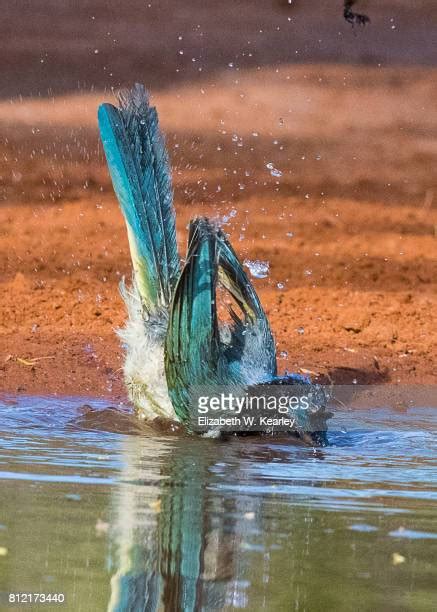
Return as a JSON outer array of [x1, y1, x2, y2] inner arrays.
[[14, 355, 56, 367]]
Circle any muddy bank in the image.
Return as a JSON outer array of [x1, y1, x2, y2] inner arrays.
[[0, 64, 436, 397]]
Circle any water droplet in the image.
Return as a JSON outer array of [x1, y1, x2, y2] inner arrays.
[[279, 351, 288, 358], [304, 269, 312, 276], [277, 282, 284, 289], [243, 259, 270, 279], [266, 163, 283, 178], [286, 232, 294, 238], [296, 326, 305, 335]]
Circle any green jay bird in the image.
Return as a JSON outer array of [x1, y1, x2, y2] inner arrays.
[[98, 84, 330, 444]]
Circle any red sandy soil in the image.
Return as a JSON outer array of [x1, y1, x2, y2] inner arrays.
[[0, 63, 436, 400]]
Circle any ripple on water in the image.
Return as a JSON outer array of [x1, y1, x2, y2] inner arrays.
[[0, 395, 437, 610], [0, 396, 436, 510]]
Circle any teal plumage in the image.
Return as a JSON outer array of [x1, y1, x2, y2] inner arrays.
[[98, 85, 179, 420], [97, 85, 330, 443], [98, 84, 179, 314], [165, 218, 276, 422]]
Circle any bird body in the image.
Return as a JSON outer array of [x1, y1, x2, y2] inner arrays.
[[98, 85, 330, 443], [117, 281, 174, 420]]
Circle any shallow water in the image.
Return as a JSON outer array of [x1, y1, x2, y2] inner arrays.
[[0, 396, 436, 611]]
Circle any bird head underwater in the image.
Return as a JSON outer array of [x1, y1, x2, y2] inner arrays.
[[98, 84, 331, 445]]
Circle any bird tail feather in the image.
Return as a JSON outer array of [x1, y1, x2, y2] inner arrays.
[[98, 84, 179, 315]]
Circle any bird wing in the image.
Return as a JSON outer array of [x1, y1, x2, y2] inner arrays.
[[165, 219, 221, 421], [165, 218, 276, 421], [216, 227, 276, 382]]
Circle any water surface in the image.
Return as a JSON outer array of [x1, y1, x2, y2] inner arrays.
[[0, 396, 436, 611]]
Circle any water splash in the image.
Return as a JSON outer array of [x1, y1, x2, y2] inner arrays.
[[243, 259, 270, 279]]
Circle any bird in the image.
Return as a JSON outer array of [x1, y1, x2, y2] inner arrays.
[[98, 84, 330, 444], [343, 0, 370, 26]]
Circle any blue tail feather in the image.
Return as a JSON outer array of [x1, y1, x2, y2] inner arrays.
[[98, 84, 179, 314]]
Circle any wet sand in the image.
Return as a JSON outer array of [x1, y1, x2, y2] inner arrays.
[[0, 62, 436, 398]]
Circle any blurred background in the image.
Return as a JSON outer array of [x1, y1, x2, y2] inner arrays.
[[2, 1, 437, 97], [0, 1, 436, 395]]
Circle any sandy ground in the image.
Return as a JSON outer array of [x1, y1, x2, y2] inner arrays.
[[0, 1, 436, 399], [0, 62, 436, 399]]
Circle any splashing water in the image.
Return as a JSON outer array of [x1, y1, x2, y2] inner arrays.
[[243, 259, 270, 278]]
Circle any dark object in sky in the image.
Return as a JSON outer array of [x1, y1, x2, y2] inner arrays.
[[344, 0, 370, 26]]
